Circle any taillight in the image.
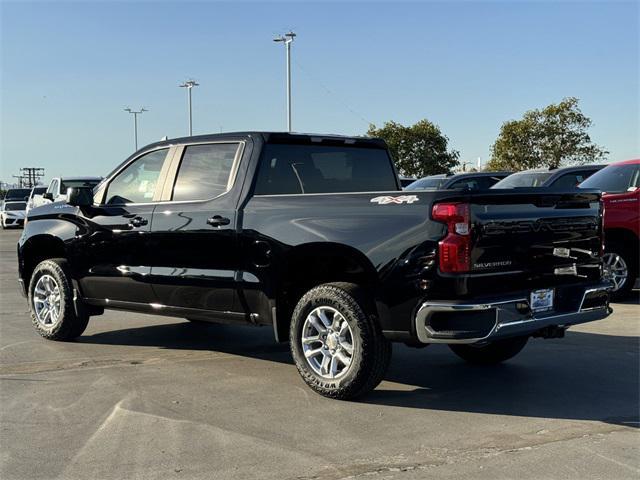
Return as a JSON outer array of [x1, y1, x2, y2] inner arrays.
[[432, 202, 471, 273]]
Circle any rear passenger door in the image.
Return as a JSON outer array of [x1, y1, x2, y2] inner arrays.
[[149, 141, 245, 318]]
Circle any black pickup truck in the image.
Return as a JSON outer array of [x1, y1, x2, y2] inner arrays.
[[18, 132, 611, 399]]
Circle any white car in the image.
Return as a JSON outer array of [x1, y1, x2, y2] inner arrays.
[[25, 186, 48, 214], [41, 176, 102, 204], [1, 200, 27, 229]]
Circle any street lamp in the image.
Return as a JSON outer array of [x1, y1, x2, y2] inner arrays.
[[124, 107, 148, 151], [179, 79, 199, 136], [273, 31, 296, 132]]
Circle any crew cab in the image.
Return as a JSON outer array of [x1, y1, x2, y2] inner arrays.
[[18, 132, 612, 399], [580, 159, 639, 299]]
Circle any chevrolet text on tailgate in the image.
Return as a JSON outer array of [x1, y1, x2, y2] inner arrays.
[[17, 132, 612, 399]]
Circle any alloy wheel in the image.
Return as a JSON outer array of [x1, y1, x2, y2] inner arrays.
[[33, 274, 62, 329], [603, 252, 628, 292], [301, 306, 354, 379]]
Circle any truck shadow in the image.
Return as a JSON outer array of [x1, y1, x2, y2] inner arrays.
[[78, 322, 639, 427]]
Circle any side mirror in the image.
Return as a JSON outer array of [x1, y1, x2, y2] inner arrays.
[[43, 192, 54, 201], [66, 187, 93, 207]]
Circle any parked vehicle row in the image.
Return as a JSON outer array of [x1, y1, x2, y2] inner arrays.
[[17, 132, 616, 399], [405, 165, 604, 192]]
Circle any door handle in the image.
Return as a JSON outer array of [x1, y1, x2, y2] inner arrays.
[[129, 216, 148, 228], [207, 215, 231, 227]]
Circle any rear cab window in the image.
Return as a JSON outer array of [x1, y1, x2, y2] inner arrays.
[[253, 143, 398, 195]]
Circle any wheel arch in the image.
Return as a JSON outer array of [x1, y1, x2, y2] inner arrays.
[[273, 242, 381, 342], [19, 234, 67, 288]]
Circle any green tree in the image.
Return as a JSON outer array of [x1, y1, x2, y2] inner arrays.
[[367, 120, 459, 177], [487, 97, 608, 171]]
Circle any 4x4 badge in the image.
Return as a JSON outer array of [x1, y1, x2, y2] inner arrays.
[[370, 195, 419, 205]]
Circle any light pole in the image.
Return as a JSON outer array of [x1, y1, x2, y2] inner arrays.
[[273, 31, 296, 132], [124, 107, 147, 151], [179, 79, 199, 136]]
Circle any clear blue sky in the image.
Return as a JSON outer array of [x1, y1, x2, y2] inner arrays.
[[1, 1, 638, 183]]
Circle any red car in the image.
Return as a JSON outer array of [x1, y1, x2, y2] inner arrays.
[[580, 158, 639, 299]]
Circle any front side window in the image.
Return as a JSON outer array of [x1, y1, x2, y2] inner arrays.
[[254, 144, 398, 195], [580, 164, 640, 194], [105, 149, 168, 204], [172, 143, 239, 201]]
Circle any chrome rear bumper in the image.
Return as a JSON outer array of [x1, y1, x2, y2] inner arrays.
[[414, 283, 612, 344]]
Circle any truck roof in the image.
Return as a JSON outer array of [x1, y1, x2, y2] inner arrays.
[[141, 131, 387, 152]]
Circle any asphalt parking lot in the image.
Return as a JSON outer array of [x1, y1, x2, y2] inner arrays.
[[0, 228, 638, 480]]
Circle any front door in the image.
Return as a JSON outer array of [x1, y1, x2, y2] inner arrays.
[[75, 147, 172, 304], [149, 142, 243, 318]]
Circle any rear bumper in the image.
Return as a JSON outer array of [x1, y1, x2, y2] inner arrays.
[[414, 282, 612, 344]]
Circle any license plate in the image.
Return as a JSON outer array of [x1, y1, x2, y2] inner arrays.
[[530, 289, 554, 312]]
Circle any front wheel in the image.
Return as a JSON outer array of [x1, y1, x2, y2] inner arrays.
[[28, 259, 89, 341], [290, 283, 391, 400], [449, 336, 529, 365]]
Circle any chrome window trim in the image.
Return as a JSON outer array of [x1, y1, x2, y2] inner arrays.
[[94, 141, 245, 207]]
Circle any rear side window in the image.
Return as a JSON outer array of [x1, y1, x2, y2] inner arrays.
[[580, 164, 640, 193], [254, 144, 398, 195], [172, 143, 239, 201], [550, 173, 582, 189], [449, 178, 480, 190], [47, 180, 58, 196], [105, 149, 168, 204]]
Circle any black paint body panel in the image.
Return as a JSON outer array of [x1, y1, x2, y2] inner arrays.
[[17, 132, 605, 341]]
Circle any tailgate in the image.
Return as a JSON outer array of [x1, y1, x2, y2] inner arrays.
[[469, 190, 602, 284]]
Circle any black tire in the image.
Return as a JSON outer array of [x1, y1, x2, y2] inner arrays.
[[290, 282, 392, 400], [28, 258, 89, 341], [449, 336, 529, 365], [604, 241, 638, 301]]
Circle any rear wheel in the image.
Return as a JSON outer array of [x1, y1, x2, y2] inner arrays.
[[28, 259, 89, 340], [290, 283, 391, 400], [449, 336, 528, 365], [604, 242, 637, 300]]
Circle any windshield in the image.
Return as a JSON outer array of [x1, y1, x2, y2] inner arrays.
[[30, 187, 47, 197], [4, 202, 26, 211], [492, 171, 553, 188], [254, 144, 398, 194], [405, 177, 447, 190], [60, 179, 101, 193], [579, 163, 640, 194], [5, 189, 30, 200]]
